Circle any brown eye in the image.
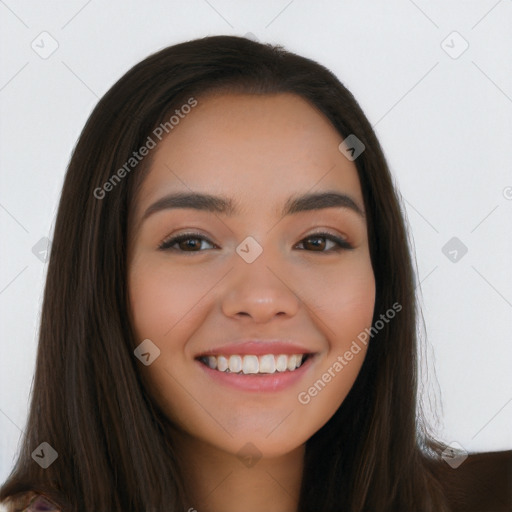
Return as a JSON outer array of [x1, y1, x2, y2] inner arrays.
[[301, 236, 328, 251], [158, 233, 215, 252], [295, 232, 353, 253]]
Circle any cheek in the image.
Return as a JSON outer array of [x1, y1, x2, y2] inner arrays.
[[297, 254, 376, 337], [128, 256, 215, 342], [127, 258, 209, 427], [292, 258, 375, 426]]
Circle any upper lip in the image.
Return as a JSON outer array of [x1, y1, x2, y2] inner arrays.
[[195, 340, 316, 358]]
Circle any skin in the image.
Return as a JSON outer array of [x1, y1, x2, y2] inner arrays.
[[127, 92, 375, 512]]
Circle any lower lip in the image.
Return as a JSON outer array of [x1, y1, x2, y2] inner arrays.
[[196, 355, 315, 392]]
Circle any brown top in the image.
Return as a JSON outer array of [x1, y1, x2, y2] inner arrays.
[[2, 450, 511, 511], [431, 449, 512, 512]]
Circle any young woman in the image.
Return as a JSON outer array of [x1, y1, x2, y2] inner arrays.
[[1, 35, 510, 512]]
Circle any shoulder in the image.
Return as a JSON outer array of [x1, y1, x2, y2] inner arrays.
[[0, 492, 61, 512], [431, 449, 512, 512]]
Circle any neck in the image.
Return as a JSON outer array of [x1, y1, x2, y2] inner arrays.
[[172, 430, 304, 512]]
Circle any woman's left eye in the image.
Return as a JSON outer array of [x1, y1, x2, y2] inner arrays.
[[158, 232, 353, 253], [294, 232, 353, 252]]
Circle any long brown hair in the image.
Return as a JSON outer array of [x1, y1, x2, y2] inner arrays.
[[1, 35, 451, 511]]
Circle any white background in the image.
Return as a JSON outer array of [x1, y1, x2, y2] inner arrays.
[[1, 0, 511, 483]]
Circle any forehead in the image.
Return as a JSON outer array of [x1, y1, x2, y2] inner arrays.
[[134, 92, 363, 219]]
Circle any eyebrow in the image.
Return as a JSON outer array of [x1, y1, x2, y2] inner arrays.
[[141, 190, 365, 223]]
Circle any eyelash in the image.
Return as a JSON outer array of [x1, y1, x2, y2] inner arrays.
[[158, 231, 353, 253]]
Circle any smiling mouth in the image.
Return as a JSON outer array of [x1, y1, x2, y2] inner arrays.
[[197, 353, 310, 375]]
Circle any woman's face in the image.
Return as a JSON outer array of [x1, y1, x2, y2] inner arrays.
[[127, 92, 375, 459]]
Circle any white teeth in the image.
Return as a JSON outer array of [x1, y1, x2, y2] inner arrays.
[[242, 355, 259, 374], [228, 355, 242, 373], [275, 354, 287, 372], [287, 355, 297, 371], [217, 355, 228, 372], [201, 353, 307, 374], [259, 354, 276, 374]]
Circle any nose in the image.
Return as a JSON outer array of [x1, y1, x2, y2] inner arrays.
[[221, 254, 301, 323]]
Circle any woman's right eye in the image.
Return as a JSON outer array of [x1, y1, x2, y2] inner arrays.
[[158, 233, 216, 252]]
